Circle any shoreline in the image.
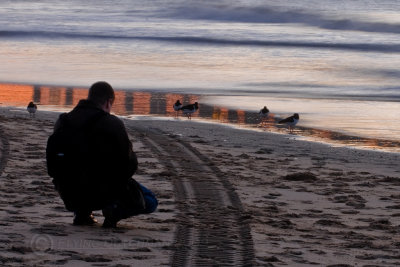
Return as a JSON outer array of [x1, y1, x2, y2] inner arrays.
[[0, 106, 399, 266], [3, 102, 400, 154], [1, 81, 400, 153]]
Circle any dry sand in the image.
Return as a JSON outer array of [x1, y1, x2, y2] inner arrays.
[[0, 106, 399, 266]]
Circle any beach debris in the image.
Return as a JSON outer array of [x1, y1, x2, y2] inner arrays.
[[27, 102, 37, 118], [10, 245, 34, 254], [261, 256, 280, 263], [379, 176, 400, 186], [267, 218, 294, 229], [369, 219, 392, 230], [283, 172, 317, 182], [332, 194, 367, 209], [278, 113, 299, 133], [314, 219, 345, 227], [255, 148, 273, 154], [344, 241, 374, 249], [238, 153, 250, 159], [386, 204, 400, 209]]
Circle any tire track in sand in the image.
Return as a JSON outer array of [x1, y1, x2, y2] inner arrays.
[[128, 125, 254, 267], [0, 123, 10, 176]]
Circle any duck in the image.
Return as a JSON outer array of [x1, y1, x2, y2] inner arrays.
[[27, 102, 37, 118], [173, 100, 183, 118], [278, 113, 299, 133], [259, 106, 270, 124], [180, 102, 199, 120]]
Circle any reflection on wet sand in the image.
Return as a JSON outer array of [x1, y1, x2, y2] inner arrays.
[[0, 82, 399, 152]]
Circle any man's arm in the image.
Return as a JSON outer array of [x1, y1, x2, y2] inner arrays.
[[106, 116, 138, 178]]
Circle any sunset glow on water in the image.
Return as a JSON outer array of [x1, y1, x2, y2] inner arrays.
[[1, 1, 399, 152], [1, 82, 399, 153]]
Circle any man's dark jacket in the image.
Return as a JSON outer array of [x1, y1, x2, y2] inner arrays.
[[50, 99, 138, 211]]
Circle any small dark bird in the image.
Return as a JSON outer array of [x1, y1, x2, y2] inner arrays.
[[259, 106, 270, 124], [27, 101, 37, 118], [180, 102, 199, 120], [173, 100, 183, 118], [279, 113, 299, 133]]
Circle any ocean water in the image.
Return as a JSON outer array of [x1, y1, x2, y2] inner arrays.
[[0, 1, 400, 149]]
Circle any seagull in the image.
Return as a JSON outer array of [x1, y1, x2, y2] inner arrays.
[[278, 113, 299, 133], [27, 102, 37, 118], [259, 106, 270, 125], [180, 102, 199, 120], [173, 100, 183, 118]]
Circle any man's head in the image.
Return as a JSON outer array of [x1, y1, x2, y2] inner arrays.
[[88, 81, 115, 113]]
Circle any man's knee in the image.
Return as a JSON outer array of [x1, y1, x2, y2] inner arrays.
[[139, 184, 158, 214], [144, 195, 158, 214]]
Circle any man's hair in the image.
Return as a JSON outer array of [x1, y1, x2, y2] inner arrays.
[[88, 81, 115, 105]]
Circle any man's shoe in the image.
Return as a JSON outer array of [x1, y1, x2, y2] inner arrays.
[[73, 213, 98, 226], [102, 217, 118, 228], [102, 204, 121, 228]]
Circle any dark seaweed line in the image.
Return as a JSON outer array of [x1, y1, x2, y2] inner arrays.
[[130, 125, 255, 266]]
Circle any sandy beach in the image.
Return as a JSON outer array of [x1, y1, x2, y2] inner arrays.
[[0, 106, 399, 266]]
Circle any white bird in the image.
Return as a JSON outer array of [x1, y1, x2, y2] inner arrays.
[[173, 100, 183, 118], [180, 102, 199, 120], [278, 113, 299, 133], [259, 106, 270, 125], [27, 102, 37, 118]]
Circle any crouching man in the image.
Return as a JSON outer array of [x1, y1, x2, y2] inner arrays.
[[46, 81, 157, 227]]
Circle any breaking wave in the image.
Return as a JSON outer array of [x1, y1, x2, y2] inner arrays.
[[166, 3, 400, 34], [1, 30, 400, 53]]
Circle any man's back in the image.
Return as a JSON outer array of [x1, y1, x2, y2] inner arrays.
[[47, 99, 138, 211], [46, 81, 156, 228]]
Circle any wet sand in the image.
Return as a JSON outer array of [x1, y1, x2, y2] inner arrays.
[[2, 83, 400, 153], [0, 106, 399, 266]]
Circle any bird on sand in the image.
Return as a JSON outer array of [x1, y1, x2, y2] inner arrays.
[[180, 102, 199, 120], [259, 106, 270, 125], [27, 102, 37, 118], [173, 100, 183, 118], [278, 113, 299, 133]]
